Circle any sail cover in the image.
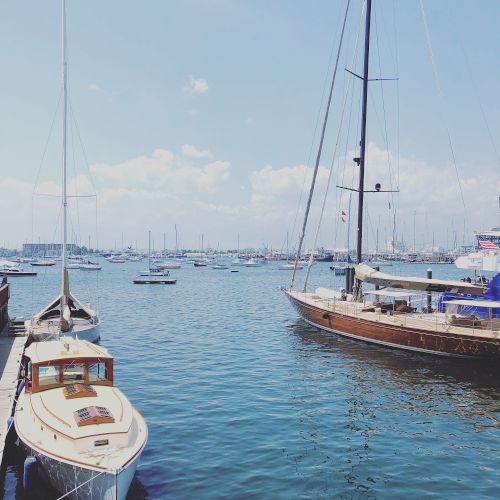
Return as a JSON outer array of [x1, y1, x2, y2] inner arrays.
[[355, 263, 485, 295]]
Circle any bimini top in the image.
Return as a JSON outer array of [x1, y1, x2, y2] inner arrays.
[[355, 263, 485, 295], [443, 299, 500, 308], [25, 337, 112, 365]]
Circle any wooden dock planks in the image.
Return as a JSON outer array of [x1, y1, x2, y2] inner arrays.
[[0, 332, 25, 466]]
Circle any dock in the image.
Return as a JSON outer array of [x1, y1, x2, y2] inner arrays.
[[133, 278, 177, 284], [0, 319, 26, 466]]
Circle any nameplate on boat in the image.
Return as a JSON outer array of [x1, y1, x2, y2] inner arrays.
[[63, 384, 97, 399], [74, 406, 115, 426]]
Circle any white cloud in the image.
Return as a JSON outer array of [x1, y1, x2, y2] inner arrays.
[[181, 144, 214, 159], [90, 147, 229, 194], [1, 142, 498, 250], [182, 75, 209, 95]]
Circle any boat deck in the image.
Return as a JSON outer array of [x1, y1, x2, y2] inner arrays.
[[0, 323, 26, 466], [289, 290, 500, 340]]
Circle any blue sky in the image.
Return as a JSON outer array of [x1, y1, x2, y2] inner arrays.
[[0, 0, 498, 251]]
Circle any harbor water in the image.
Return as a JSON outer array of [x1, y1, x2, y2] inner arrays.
[[1, 261, 499, 499]]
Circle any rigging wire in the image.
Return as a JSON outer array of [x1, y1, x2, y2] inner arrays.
[[288, 3, 352, 249], [460, 44, 500, 170], [419, 0, 468, 236], [290, 0, 352, 289], [304, 62, 365, 289], [331, 3, 366, 262]]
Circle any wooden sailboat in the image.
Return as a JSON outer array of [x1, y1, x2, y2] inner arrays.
[[27, 2, 100, 343], [284, 0, 500, 358]]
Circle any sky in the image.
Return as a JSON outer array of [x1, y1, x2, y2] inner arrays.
[[0, 0, 499, 252]]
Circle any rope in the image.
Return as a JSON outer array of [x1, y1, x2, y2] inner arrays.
[[56, 470, 107, 499], [290, 0, 351, 289]]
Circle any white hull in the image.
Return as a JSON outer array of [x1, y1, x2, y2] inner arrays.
[[19, 439, 142, 500], [29, 322, 101, 343]]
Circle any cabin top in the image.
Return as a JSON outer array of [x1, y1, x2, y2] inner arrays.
[[25, 337, 112, 365]]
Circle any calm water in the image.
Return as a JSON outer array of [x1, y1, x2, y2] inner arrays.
[[1, 261, 499, 499]]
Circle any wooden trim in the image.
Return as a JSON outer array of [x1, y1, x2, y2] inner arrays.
[[40, 395, 71, 427], [286, 292, 500, 357], [112, 388, 124, 422], [30, 395, 132, 441]]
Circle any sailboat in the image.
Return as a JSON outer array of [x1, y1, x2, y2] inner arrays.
[[135, 231, 177, 284], [284, 0, 500, 358], [279, 232, 303, 270], [26, 4, 100, 343]]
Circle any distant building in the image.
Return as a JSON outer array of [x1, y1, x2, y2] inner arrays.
[[22, 243, 78, 257]]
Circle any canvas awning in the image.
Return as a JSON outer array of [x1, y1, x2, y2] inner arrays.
[[355, 263, 485, 295]]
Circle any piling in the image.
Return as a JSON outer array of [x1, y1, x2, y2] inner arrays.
[[427, 268, 432, 312]]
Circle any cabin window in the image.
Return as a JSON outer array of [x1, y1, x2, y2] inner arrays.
[[62, 363, 85, 383], [38, 365, 60, 386], [88, 362, 108, 382]]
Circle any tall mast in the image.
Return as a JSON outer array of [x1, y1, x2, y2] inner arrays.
[[356, 0, 372, 267], [148, 230, 151, 270], [61, 0, 69, 304]]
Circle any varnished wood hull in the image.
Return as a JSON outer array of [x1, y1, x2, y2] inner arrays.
[[285, 291, 500, 358]]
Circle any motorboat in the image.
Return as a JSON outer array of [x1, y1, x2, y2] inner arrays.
[[15, 337, 148, 500], [245, 258, 262, 268], [31, 259, 57, 267], [107, 257, 126, 264], [0, 260, 37, 276], [231, 258, 248, 266], [79, 261, 102, 271], [279, 262, 303, 271], [155, 261, 181, 270], [139, 268, 170, 276]]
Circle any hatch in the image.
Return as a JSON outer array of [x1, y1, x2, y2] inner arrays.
[[63, 383, 97, 399], [73, 406, 115, 427]]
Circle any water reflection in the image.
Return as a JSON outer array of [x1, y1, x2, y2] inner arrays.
[[286, 319, 500, 497], [289, 319, 500, 395]]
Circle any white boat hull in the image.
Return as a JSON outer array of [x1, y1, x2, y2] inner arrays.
[[19, 439, 142, 500], [29, 322, 101, 343]]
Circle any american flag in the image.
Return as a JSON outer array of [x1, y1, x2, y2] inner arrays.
[[478, 239, 500, 250]]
